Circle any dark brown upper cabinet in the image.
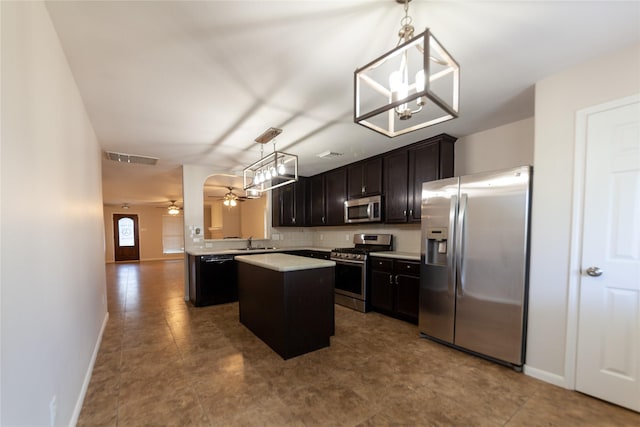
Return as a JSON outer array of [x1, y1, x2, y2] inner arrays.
[[309, 174, 326, 226], [272, 177, 308, 227], [324, 167, 347, 226], [347, 157, 382, 199], [384, 134, 456, 223], [275, 134, 454, 227], [383, 150, 410, 223]]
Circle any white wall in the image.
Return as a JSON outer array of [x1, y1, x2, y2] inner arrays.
[[526, 43, 640, 385], [455, 117, 534, 176], [1, 2, 108, 425]]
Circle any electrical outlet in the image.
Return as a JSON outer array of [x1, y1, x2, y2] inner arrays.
[[319, 234, 324, 241], [345, 234, 350, 241], [49, 395, 57, 427]]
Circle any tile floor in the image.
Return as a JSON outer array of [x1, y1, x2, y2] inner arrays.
[[78, 260, 639, 426]]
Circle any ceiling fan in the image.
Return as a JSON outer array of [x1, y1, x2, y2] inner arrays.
[[209, 187, 248, 207], [155, 200, 182, 215]]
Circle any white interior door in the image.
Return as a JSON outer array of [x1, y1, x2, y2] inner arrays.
[[575, 97, 640, 412]]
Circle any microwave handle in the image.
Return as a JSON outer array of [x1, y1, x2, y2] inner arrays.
[[367, 203, 371, 218]]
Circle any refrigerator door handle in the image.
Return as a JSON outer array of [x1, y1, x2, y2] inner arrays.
[[456, 193, 468, 297], [448, 195, 457, 296]]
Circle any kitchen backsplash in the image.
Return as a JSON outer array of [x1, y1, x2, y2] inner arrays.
[[194, 223, 421, 253], [275, 223, 421, 252]]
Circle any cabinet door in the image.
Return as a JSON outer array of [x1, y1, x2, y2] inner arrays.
[[309, 174, 326, 226], [349, 158, 383, 199], [371, 269, 394, 312], [395, 273, 419, 323], [347, 163, 364, 199], [384, 150, 409, 223], [408, 142, 440, 222], [279, 184, 295, 226], [363, 157, 382, 196], [271, 187, 282, 227], [324, 167, 347, 226], [294, 177, 308, 226]]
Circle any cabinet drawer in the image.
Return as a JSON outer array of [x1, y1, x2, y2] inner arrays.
[[371, 258, 393, 272], [395, 260, 420, 276]]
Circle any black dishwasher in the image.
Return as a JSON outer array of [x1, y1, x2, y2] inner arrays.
[[189, 254, 237, 306]]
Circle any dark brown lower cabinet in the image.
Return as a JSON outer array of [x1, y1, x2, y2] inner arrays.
[[237, 261, 334, 359], [370, 257, 420, 324]]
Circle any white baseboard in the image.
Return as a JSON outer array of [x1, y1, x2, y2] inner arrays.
[[69, 311, 109, 427], [524, 364, 571, 389]]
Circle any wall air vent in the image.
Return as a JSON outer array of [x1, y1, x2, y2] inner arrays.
[[105, 151, 158, 166], [317, 151, 343, 159]]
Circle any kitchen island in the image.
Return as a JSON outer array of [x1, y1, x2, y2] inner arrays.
[[235, 253, 335, 360]]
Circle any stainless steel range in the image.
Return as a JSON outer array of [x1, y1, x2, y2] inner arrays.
[[331, 234, 393, 312]]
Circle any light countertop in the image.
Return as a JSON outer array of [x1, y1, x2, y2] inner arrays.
[[370, 251, 420, 261], [187, 246, 332, 256], [235, 253, 335, 272]]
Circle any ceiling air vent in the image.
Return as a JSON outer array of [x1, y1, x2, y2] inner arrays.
[[317, 151, 343, 159], [105, 151, 158, 166]]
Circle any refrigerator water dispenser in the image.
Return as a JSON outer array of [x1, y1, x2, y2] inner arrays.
[[425, 227, 448, 265]]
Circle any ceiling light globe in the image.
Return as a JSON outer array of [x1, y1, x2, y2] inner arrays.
[[230, 199, 237, 207]]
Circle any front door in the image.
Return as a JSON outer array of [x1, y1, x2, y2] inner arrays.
[[113, 214, 140, 262], [575, 97, 640, 411]]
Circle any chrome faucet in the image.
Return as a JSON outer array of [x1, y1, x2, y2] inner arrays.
[[247, 236, 253, 249]]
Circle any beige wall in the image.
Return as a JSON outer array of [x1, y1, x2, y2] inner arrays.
[[103, 205, 184, 263], [1, 2, 108, 424], [455, 117, 534, 176], [526, 43, 640, 385], [241, 197, 268, 239]]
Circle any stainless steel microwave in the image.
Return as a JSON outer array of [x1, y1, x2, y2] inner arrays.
[[344, 195, 382, 223]]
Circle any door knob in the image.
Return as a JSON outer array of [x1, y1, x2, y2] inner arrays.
[[586, 267, 603, 277]]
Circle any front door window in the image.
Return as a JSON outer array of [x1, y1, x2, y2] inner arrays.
[[118, 217, 135, 247]]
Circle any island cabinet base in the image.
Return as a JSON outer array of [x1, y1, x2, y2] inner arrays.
[[238, 262, 335, 360]]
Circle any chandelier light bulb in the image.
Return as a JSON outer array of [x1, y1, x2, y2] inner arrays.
[[265, 169, 272, 180], [415, 69, 426, 106], [415, 69, 425, 91], [271, 166, 277, 177], [278, 163, 286, 175], [389, 70, 403, 102]]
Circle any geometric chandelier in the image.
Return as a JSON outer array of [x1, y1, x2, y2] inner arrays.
[[243, 127, 298, 193], [354, 0, 459, 138]]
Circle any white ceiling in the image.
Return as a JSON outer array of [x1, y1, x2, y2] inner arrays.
[[45, 0, 640, 206]]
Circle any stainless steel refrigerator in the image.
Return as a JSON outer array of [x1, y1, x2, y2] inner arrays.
[[419, 165, 532, 368]]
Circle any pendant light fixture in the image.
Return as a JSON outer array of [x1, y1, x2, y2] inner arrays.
[[354, 0, 460, 137], [243, 127, 298, 193]]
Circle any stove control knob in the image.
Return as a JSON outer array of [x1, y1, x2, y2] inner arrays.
[[356, 254, 362, 260]]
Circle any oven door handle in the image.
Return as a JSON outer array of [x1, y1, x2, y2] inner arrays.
[[331, 258, 365, 266]]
